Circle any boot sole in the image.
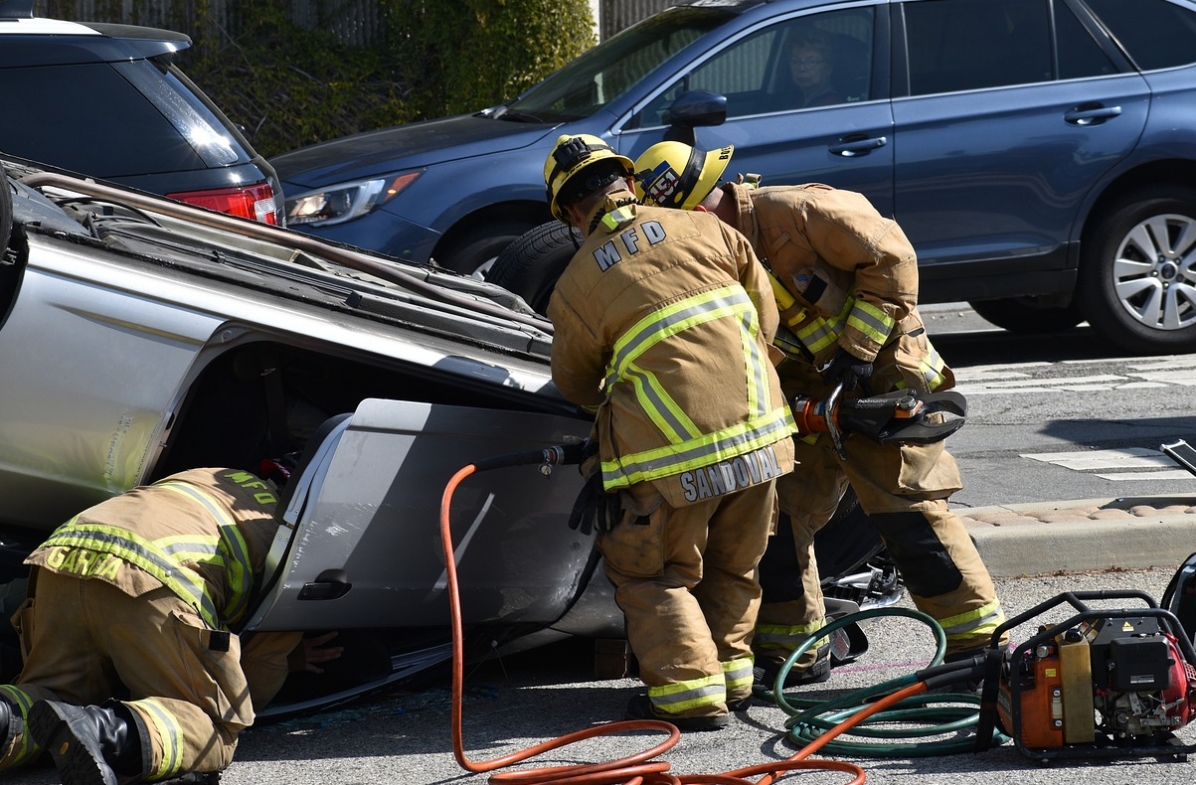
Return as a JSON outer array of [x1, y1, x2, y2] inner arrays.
[[28, 701, 118, 785]]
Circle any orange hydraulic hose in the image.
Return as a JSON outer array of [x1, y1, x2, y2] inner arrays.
[[441, 464, 682, 785], [440, 462, 930, 785]]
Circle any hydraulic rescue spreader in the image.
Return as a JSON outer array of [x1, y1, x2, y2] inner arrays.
[[790, 383, 967, 457]]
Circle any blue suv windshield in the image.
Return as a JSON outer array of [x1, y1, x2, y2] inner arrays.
[[502, 6, 731, 123]]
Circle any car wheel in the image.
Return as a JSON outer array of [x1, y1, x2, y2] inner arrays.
[[434, 220, 539, 280], [1079, 186, 1196, 354], [967, 297, 1085, 334], [486, 220, 579, 314]]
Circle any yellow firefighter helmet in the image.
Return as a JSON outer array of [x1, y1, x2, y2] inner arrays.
[[543, 134, 635, 222], [633, 141, 734, 210]]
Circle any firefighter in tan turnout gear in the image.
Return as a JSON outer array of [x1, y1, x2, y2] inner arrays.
[[544, 134, 796, 731], [633, 141, 1008, 689], [0, 467, 342, 785]]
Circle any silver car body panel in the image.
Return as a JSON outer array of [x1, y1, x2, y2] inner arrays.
[[248, 398, 590, 632]]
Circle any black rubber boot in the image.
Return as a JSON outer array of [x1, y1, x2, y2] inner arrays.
[[753, 642, 833, 693], [624, 694, 729, 731], [28, 700, 143, 785]]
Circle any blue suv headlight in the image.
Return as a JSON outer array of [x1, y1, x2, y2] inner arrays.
[[286, 172, 420, 227]]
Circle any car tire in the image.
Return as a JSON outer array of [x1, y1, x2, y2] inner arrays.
[[1078, 186, 1196, 355], [967, 297, 1085, 334], [486, 220, 579, 314], [434, 219, 541, 280]]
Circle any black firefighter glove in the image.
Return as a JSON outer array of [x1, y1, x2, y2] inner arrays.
[[567, 473, 624, 536], [821, 347, 874, 391]]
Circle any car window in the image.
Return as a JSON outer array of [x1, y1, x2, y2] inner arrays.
[[1055, 0, 1118, 80], [633, 7, 874, 128], [0, 62, 208, 177], [1083, 0, 1196, 70], [115, 60, 242, 168], [904, 0, 1051, 95], [507, 7, 729, 123]]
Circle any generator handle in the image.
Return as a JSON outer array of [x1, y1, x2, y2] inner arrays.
[[992, 592, 1196, 669], [989, 589, 1158, 649]]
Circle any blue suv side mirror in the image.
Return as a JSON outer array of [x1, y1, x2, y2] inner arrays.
[[663, 90, 728, 145]]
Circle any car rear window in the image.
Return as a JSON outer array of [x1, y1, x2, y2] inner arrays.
[[1083, 0, 1196, 70], [0, 59, 241, 178]]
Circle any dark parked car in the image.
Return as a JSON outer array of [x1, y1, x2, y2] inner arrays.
[[0, 1, 283, 224], [274, 0, 1196, 354]]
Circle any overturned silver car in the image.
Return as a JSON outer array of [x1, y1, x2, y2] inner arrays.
[[0, 158, 890, 717], [0, 157, 606, 715]]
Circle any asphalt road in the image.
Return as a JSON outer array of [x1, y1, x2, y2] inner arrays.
[[7, 568, 1194, 785], [923, 305, 1196, 508]]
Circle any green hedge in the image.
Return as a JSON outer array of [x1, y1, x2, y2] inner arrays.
[[41, 0, 595, 157]]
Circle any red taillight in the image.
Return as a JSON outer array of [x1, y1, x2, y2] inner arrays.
[[167, 182, 278, 225]]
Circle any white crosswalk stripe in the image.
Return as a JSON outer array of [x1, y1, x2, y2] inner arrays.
[[954, 355, 1196, 394], [1020, 448, 1194, 481]]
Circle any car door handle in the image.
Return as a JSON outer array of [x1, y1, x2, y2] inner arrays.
[[298, 568, 352, 600], [828, 135, 888, 157], [1064, 105, 1122, 126]]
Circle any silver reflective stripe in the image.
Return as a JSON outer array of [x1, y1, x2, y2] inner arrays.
[[624, 364, 701, 441], [652, 682, 724, 712], [607, 286, 753, 388], [156, 481, 255, 624], [603, 408, 794, 486], [740, 311, 769, 418], [940, 603, 1005, 637]]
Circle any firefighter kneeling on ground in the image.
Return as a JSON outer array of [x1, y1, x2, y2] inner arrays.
[[544, 134, 797, 731], [633, 141, 1009, 690], [0, 466, 343, 785]]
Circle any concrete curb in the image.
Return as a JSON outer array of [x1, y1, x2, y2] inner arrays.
[[957, 496, 1196, 578]]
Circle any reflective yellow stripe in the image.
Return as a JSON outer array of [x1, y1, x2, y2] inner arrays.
[[647, 673, 725, 715], [607, 284, 755, 386], [0, 685, 38, 767], [600, 406, 795, 489], [920, 342, 949, 391], [623, 361, 702, 442], [133, 698, 184, 780], [753, 619, 826, 651], [846, 298, 894, 346], [43, 521, 223, 630], [600, 283, 795, 489], [723, 657, 754, 693], [155, 481, 254, 626], [794, 312, 841, 354], [938, 599, 1005, 644]]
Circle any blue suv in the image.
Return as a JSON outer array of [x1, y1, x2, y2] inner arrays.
[[272, 0, 1196, 354]]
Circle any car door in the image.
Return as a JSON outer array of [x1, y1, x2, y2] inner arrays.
[[890, 0, 1149, 298], [616, 2, 896, 218], [244, 398, 592, 634]]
